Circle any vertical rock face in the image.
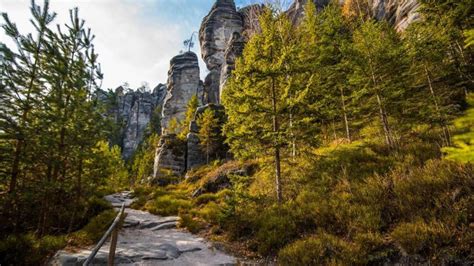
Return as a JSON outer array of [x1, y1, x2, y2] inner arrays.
[[161, 51, 202, 133], [219, 32, 245, 95], [100, 84, 167, 159], [121, 87, 166, 159], [370, 0, 420, 31], [199, 0, 243, 104]]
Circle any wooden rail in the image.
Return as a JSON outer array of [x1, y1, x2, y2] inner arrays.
[[83, 202, 126, 266]]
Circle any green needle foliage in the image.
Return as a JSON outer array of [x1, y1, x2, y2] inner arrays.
[[0, 2, 128, 262]]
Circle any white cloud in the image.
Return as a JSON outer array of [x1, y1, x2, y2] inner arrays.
[[0, 0, 212, 90]]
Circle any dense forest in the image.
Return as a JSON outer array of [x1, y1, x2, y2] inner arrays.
[[1, 0, 473, 265]]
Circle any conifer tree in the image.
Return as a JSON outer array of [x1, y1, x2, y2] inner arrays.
[[197, 108, 220, 164], [348, 20, 408, 147], [223, 9, 295, 203]]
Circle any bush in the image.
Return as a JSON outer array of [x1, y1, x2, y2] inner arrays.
[[145, 195, 191, 216], [254, 205, 300, 255], [195, 193, 219, 205], [278, 231, 359, 265], [69, 209, 117, 246], [0, 233, 66, 265], [390, 220, 454, 256], [179, 212, 205, 234]]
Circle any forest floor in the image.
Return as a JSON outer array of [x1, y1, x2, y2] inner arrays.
[[49, 191, 238, 265]]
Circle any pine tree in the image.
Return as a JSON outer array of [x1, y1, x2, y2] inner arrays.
[[298, 2, 352, 143], [197, 108, 220, 164], [404, 22, 459, 146], [347, 20, 409, 148], [223, 9, 296, 203]]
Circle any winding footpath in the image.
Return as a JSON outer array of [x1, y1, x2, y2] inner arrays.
[[50, 191, 237, 265]]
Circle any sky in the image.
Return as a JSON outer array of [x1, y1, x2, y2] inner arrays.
[[0, 0, 262, 90]]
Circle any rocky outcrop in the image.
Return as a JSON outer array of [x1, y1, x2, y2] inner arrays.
[[370, 0, 420, 31], [286, 0, 419, 31], [190, 161, 257, 197], [99, 84, 167, 159], [161, 52, 203, 133], [152, 134, 186, 180], [186, 104, 228, 171], [199, 0, 243, 104]]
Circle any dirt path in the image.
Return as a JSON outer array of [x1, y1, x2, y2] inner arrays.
[[50, 191, 237, 265]]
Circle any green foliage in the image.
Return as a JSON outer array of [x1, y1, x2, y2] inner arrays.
[[278, 231, 359, 265], [145, 195, 192, 216], [390, 220, 453, 256], [443, 93, 474, 163], [197, 108, 221, 164], [179, 95, 199, 139], [0, 233, 66, 265], [69, 209, 117, 246], [178, 212, 205, 234], [89, 141, 129, 191], [131, 133, 160, 184]]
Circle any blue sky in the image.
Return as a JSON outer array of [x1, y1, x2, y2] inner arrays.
[[0, 0, 264, 90]]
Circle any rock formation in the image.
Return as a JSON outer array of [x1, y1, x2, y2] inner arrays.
[[152, 134, 186, 179], [199, 0, 243, 104], [161, 51, 203, 133], [286, 0, 419, 31], [219, 32, 245, 95], [98, 84, 167, 159]]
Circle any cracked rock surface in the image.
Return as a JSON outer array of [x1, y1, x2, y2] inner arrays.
[[49, 192, 237, 265]]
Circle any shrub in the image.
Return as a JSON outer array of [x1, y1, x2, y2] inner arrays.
[[0, 233, 66, 265], [145, 195, 191, 216], [69, 209, 117, 246], [198, 201, 223, 225], [254, 205, 299, 255], [178, 212, 205, 234], [278, 231, 359, 265], [390, 219, 454, 256], [195, 193, 219, 205]]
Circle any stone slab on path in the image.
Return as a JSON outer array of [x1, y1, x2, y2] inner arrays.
[[49, 191, 237, 266]]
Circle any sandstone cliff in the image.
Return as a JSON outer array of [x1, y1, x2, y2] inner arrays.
[[98, 84, 167, 159]]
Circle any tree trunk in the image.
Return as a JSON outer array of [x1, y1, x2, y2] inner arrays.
[[340, 87, 351, 142], [376, 93, 393, 147], [271, 76, 283, 204], [424, 65, 451, 146], [370, 65, 394, 148]]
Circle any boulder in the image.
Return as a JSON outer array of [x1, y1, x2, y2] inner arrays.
[[152, 134, 186, 180], [192, 161, 256, 197]]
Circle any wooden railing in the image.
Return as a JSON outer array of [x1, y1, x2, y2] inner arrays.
[[83, 202, 126, 266]]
